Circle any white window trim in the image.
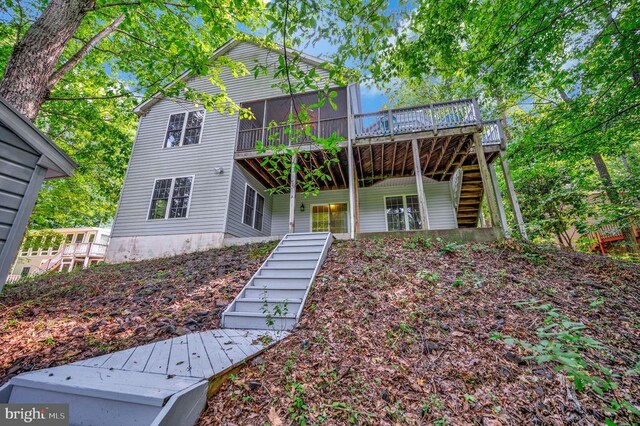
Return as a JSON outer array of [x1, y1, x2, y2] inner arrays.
[[383, 194, 421, 232], [162, 110, 206, 149], [146, 175, 195, 220], [241, 184, 264, 231], [309, 202, 349, 233]]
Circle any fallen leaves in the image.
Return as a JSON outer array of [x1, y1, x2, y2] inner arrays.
[[0, 242, 275, 383], [199, 238, 640, 425]]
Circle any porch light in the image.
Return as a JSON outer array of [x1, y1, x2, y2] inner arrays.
[[300, 203, 305, 212]]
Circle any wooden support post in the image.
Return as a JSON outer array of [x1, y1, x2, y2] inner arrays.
[[411, 139, 430, 230], [478, 206, 487, 228], [489, 163, 510, 237], [288, 154, 298, 234], [498, 151, 528, 240], [348, 141, 357, 239], [472, 133, 501, 229]]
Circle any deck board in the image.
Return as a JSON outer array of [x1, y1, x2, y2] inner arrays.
[[167, 336, 191, 376], [101, 347, 136, 370], [187, 333, 215, 378], [144, 338, 173, 375], [209, 330, 250, 363], [123, 342, 156, 372], [199, 330, 233, 374]]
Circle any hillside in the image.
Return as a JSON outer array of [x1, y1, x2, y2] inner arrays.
[[0, 241, 276, 383], [1, 237, 639, 425], [200, 238, 640, 425]]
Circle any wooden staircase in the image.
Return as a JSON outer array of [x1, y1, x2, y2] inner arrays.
[[456, 165, 484, 228], [222, 232, 333, 330]]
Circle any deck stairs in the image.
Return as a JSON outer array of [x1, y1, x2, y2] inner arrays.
[[456, 164, 484, 227], [1, 233, 333, 426], [222, 232, 333, 330]]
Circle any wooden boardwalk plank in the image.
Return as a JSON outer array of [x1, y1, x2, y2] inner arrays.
[[210, 330, 251, 362], [144, 338, 172, 375], [101, 347, 136, 370], [199, 331, 233, 374], [167, 336, 191, 377], [187, 333, 215, 378], [122, 342, 156, 372], [74, 353, 112, 368], [222, 329, 267, 356]]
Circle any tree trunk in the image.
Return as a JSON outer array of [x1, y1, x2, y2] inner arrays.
[[557, 89, 638, 252], [0, 0, 95, 120], [592, 152, 638, 252]]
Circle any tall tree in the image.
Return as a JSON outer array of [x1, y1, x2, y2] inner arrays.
[[0, 0, 265, 120]]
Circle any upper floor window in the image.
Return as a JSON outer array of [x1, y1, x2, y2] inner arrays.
[[242, 184, 264, 231], [148, 176, 194, 220], [164, 110, 205, 148]]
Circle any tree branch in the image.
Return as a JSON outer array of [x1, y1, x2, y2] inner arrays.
[[46, 93, 135, 101], [114, 28, 170, 53], [93, 1, 191, 9], [48, 14, 126, 89]]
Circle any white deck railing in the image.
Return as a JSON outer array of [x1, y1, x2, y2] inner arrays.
[[353, 98, 481, 139], [236, 117, 348, 151], [481, 120, 506, 147]]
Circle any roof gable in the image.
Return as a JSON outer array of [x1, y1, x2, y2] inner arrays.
[[133, 39, 331, 115], [0, 97, 76, 178]]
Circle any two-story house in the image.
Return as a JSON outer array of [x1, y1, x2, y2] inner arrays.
[[106, 40, 527, 262]]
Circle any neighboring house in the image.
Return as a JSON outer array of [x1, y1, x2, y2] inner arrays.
[[6, 227, 111, 283], [107, 40, 526, 262], [0, 98, 76, 289], [589, 219, 639, 254]]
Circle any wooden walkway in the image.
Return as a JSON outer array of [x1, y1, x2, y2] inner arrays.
[[3, 329, 288, 426], [69, 328, 285, 380]]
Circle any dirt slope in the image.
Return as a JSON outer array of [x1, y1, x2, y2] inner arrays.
[[200, 238, 640, 425], [0, 241, 276, 384]]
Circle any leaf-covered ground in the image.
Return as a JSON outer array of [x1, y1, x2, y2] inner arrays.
[[0, 241, 276, 384], [200, 238, 640, 425]]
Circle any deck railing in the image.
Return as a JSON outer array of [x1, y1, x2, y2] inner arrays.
[[235, 98, 509, 152], [236, 117, 348, 152], [480, 120, 506, 147], [61, 242, 108, 257], [352, 98, 480, 139]]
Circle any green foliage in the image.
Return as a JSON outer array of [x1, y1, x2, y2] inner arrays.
[[21, 230, 64, 252], [0, 0, 266, 228], [493, 299, 639, 421]]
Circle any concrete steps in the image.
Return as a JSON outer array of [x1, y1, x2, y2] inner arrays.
[[221, 232, 333, 330]]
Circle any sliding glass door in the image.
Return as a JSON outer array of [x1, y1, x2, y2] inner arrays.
[[311, 203, 348, 233]]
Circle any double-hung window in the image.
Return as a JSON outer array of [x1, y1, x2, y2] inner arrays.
[[164, 110, 205, 148], [242, 184, 265, 231], [148, 176, 194, 220], [385, 195, 423, 231]]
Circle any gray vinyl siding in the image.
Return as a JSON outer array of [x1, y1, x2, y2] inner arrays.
[[270, 178, 458, 234], [111, 41, 330, 238], [424, 181, 458, 229], [225, 163, 272, 237], [0, 123, 39, 253]]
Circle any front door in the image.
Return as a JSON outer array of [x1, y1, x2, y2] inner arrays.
[[311, 203, 348, 233]]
